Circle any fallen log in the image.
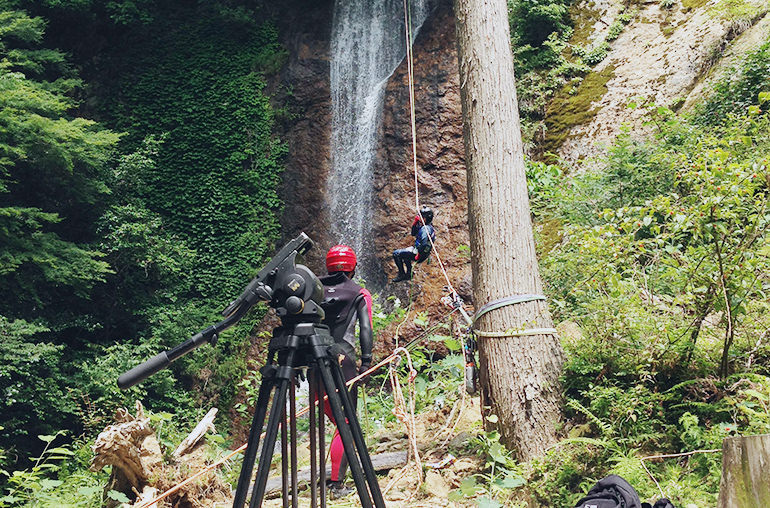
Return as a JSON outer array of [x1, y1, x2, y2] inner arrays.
[[90, 401, 162, 507], [173, 407, 218, 459]]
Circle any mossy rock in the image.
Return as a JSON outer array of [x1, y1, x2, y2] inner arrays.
[[569, 1, 602, 50], [681, 0, 710, 12], [542, 65, 615, 156]]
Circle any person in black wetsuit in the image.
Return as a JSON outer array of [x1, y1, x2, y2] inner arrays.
[[318, 244, 373, 498], [392, 206, 436, 282]]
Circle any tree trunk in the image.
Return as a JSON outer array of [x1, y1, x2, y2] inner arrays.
[[453, 0, 564, 459], [718, 434, 770, 508]]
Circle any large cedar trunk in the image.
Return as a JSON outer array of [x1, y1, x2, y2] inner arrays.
[[453, 0, 564, 460]]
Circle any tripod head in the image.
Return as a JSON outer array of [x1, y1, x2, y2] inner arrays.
[[222, 232, 324, 323], [118, 233, 325, 389]]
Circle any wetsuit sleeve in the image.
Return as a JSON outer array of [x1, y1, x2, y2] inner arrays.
[[357, 299, 373, 365], [411, 216, 421, 237], [359, 288, 373, 324]]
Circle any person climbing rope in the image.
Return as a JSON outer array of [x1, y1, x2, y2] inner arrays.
[[392, 206, 436, 282], [318, 245, 374, 499]]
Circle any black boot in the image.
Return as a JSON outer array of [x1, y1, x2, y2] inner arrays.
[[392, 273, 409, 283], [327, 480, 354, 499]]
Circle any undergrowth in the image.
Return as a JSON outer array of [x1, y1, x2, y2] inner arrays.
[[523, 41, 770, 505]]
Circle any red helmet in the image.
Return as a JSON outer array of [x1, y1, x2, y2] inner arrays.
[[326, 245, 357, 273]]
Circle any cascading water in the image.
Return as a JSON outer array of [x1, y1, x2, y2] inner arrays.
[[329, 0, 431, 286]]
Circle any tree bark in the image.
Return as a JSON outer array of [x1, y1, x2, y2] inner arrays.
[[453, 0, 564, 459], [718, 434, 770, 508]]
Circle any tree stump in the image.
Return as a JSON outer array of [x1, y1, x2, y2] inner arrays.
[[90, 401, 162, 507], [718, 434, 770, 508]]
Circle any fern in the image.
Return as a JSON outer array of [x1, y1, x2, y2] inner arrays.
[[566, 398, 613, 436], [665, 378, 708, 393], [557, 436, 616, 450]]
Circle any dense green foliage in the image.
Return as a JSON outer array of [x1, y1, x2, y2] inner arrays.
[[0, 0, 287, 484], [105, 12, 286, 302], [522, 44, 770, 505], [509, 0, 570, 49], [1, 2, 769, 507], [693, 39, 770, 126], [94, 3, 287, 418], [0, 3, 120, 453]]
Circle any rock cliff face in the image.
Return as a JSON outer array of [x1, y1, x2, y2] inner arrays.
[[273, 0, 768, 340], [276, 0, 471, 323], [556, 0, 769, 163], [273, 0, 334, 273], [373, 0, 472, 339]]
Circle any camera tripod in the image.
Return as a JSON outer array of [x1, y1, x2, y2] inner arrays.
[[232, 321, 385, 508], [117, 233, 385, 508]]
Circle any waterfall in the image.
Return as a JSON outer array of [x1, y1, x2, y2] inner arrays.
[[329, 0, 430, 286]]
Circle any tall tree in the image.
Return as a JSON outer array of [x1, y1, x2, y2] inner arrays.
[[454, 0, 564, 459], [0, 6, 119, 454]]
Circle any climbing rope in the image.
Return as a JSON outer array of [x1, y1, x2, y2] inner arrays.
[[402, 0, 419, 215], [400, 0, 459, 302], [389, 347, 423, 483], [399, 0, 557, 348], [140, 1, 556, 504]]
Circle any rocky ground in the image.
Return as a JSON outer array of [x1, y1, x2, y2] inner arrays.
[[104, 384, 485, 507], [255, 394, 484, 508]]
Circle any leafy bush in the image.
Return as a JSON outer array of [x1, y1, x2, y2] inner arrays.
[[450, 430, 526, 507], [606, 11, 634, 42], [0, 432, 104, 508], [0, 6, 119, 459], [693, 38, 770, 126], [531, 51, 770, 503], [509, 0, 571, 48]]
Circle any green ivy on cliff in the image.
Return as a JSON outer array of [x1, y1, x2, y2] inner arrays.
[[107, 13, 286, 302], [99, 7, 287, 416], [0, 1, 289, 467]]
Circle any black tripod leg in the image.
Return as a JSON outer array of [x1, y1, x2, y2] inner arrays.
[[281, 399, 288, 507], [249, 360, 295, 508], [318, 371, 326, 508], [233, 366, 277, 508], [315, 357, 373, 508], [290, 374, 298, 508], [309, 373, 318, 508], [328, 360, 385, 508]]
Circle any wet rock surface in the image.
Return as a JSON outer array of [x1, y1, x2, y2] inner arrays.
[[374, 0, 473, 351], [273, 0, 335, 274]]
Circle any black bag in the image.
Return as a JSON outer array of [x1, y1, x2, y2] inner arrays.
[[573, 475, 676, 508], [573, 475, 642, 508]]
